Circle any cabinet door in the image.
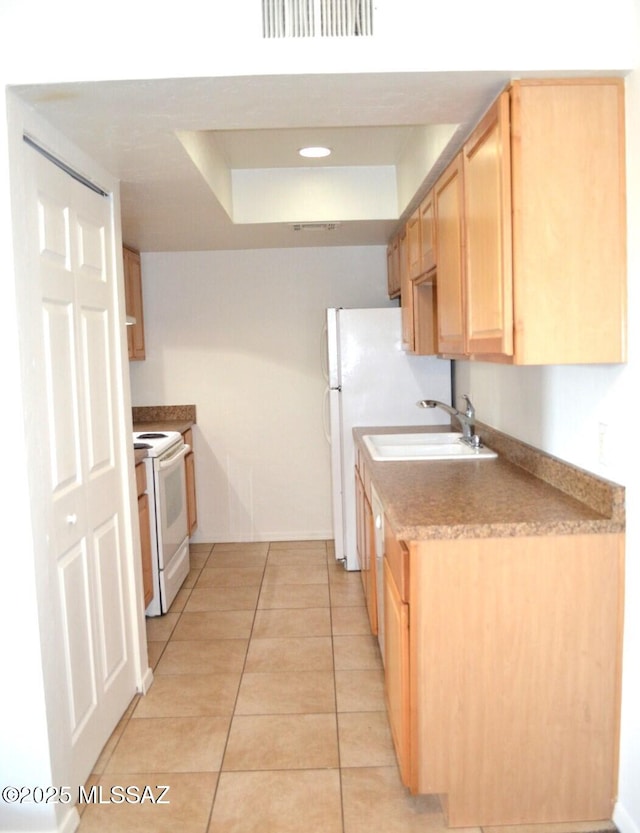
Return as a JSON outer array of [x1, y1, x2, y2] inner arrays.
[[355, 468, 365, 574], [463, 91, 514, 356], [386, 238, 401, 299], [434, 155, 466, 356], [384, 557, 411, 786], [185, 451, 197, 536], [510, 79, 626, 364], [407, 208, 422, 280], [398, 229, 414, 353], [138, 493, 154, 608], [135, 460, 146, 497], [355, 465, 377, 634], [124, 246, 146, 360], [355, 468, 367, 589], [411, 190, 438, 355], [183, 429, 197, 536], [364, 488, 377, 635], [412, 274, 438, 355], [419, 190, 436, 275]]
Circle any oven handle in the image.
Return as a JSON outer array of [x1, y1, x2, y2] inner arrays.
[[158, 443, 190, 470]]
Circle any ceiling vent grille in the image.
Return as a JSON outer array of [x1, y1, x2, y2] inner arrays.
[[263, 0, 373, 38], [291, 222, 342, 231]]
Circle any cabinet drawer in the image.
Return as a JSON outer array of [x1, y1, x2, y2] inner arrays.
[[384, 520, 409, 603], [135, 461, 146, 497]]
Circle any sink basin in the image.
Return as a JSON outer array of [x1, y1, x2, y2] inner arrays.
[[362, 432, 498, 462]]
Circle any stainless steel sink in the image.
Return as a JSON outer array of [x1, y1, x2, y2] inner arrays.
[[362, 432, 497, 462]]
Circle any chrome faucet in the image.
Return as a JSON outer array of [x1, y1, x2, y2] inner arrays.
[[417, 394, 481, 448]]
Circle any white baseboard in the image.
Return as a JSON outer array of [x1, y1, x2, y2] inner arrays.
[[190, 532, 334, 544], [58, 803, 81, 833], [614, 800, 640, 833], [137, 665, 154, 695]]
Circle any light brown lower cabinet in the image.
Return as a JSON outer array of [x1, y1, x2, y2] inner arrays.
[[183, 428, 198, 536], [355, 464, 377, 634], [382, 527, 624, 827], [363, 490, 377, 634], [383, 556, 410, 784], [135, 462, 153, 608]]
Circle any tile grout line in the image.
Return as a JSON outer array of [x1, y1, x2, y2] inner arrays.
[[203, 540, 269, 831], [328, 540, 349, 833], [91, 540, 376, 831], [83, 543, 209, 812]]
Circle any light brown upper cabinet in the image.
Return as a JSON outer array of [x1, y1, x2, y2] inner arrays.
[[390, 189, 439, 355], [507, 79, 626, 364], [411, 191, 439, 355], [123, 246, 145, 361], [417, 190, 436, 276], [435, 78, 626, 364], [412, 272, 438, 355], [398, 228, 415, 353], [391, 79, 627, 365], [462, 90, 514, 356], [406, 207, 422, 280], [433, 155, 466, 356], [386, 237, 401, 299]]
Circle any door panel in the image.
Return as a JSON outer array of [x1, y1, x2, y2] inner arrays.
[[43, 299, 81, 491], [94, 516, 128, 687], [58, 541, 98, 740], [28, 142, 136, 791], [80, 306, 113, 473]]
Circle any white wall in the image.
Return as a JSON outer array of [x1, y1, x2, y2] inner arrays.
[[454, 63, 640, 833], [1, 0, 636, 84], [129, 246, 393, 542]]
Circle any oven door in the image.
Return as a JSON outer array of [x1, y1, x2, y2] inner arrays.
[[154, 440, 190, 568]]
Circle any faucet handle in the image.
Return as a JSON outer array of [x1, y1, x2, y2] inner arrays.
[[460, 394, 475, 418]]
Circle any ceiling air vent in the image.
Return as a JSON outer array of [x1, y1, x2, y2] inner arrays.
[[291, 222, 342, 231], [263, 0, 373, 38]]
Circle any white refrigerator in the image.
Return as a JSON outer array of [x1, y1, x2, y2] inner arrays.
[[324, 307, 452, 571]]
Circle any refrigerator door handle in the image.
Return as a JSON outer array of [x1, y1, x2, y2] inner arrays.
[[322, 386, 331, 444], [322, 386, 341, 443], [321, 322, 329, 382], [326, 308, 341, 389]]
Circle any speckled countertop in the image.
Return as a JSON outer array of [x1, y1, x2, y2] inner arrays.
[[354, 423, 625, 541], [133, 405, 196, 463]]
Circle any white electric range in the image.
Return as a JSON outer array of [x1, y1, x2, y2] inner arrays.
[[134, 430, 191, 615]]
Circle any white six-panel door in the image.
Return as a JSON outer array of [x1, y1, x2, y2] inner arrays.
[[27, 142, 136, 791]]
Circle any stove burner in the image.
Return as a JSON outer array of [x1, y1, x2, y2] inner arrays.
[[134, 442, 152, 450], [138, 432, 168, 439]]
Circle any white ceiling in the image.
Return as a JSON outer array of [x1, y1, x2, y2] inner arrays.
[[209, 125, 417, 168], [13, 70, 609, 252]]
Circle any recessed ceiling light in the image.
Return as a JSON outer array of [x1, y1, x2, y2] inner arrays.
[[298, 146, 332, 158]]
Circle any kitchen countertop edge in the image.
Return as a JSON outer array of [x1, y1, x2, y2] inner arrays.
[[354, 423, 625, 541]]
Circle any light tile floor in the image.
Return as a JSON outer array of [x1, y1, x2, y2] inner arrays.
[[78, 540, 618, 833]]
